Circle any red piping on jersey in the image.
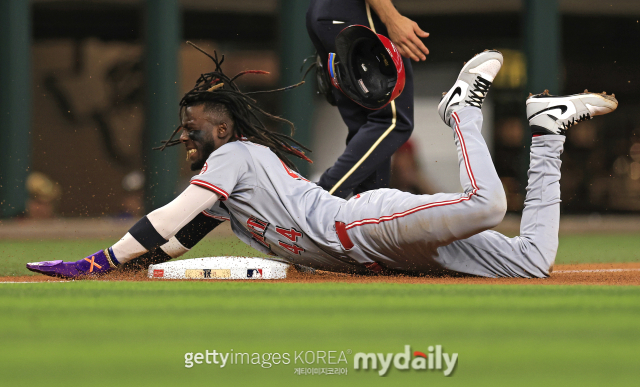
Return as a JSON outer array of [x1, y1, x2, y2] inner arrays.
[[201, 211, 230, 221], [345, 112, 479, 230], [280, 159, 310, 182], [191, 180, 229, 200]]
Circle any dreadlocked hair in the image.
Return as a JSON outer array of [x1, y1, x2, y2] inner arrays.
[[154, 41, 312, 171]]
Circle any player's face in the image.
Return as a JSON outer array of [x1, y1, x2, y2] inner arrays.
[[180, 105, 232, 171]]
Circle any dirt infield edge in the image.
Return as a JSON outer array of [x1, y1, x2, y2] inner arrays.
[[2, 262, 639, 286]]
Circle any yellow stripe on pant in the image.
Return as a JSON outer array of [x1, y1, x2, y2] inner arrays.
[[328, 3, 398, 195]]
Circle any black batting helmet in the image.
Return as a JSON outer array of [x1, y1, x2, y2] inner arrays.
[[328, 25, 406, 110]]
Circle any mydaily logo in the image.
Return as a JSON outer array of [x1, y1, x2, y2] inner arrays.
[[353, 345, 458, 376]]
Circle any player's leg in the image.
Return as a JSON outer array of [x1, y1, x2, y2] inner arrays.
[[317, 51, 414, 197], [433, 135, 565, 277], [339, 108, 506, 271], [318, 99, 414, 197], [435, 91, 618, 277], [337, 51, 507, 270], [352, 158, 391, 194], [307, 0, 415, 198]]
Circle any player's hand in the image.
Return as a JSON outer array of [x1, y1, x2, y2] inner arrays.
[[26, 250, 115, 278], [385, 15, 429, 61]]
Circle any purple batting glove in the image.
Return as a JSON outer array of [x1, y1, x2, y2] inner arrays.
[[26, 250, 117, 279]]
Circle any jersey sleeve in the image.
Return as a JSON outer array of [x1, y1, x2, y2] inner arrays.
[[202, 201, 231, 222], [190, 143, 250, 201]]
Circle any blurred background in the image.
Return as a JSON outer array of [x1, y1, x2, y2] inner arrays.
[[1, 0, 640, 221]]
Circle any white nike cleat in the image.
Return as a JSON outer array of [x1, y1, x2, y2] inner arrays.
[[438, 50, 503, 126], [526, 90, 619, 135]]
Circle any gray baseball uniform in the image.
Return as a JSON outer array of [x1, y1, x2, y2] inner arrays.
[[194, 106, 561, 278]]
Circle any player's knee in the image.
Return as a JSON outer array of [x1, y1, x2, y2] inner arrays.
[[479, 205, 505, 230], [493, 189, 508, 224], [476, 189, 507, 229]]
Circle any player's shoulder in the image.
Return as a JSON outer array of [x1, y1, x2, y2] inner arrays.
[[236, 140, 280, 160], [207, 140, 252, 159], [204, 140, 277, 169], [241, 140, 271, 151]]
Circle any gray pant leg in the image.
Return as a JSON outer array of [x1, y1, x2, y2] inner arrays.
[[340, 107, 507, 271], [436, 135, 566, 278]]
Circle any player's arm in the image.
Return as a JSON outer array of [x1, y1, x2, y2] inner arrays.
[[118, 211, 224, 271], [110, 185, 221, 265], [365, 0, 430, 61], [26, 185, 221, 278]]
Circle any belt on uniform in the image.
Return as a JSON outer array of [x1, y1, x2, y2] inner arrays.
[[335, 221, 383, 274], [335, 221, 354, 250]]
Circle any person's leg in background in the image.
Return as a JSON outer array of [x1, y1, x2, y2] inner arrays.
[[307, 0, 414, 198]]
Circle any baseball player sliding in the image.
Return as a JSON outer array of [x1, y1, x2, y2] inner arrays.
[[27, 44, 617, 278]]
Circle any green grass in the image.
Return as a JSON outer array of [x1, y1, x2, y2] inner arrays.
[[0, 282, 638, 387], [1, 235, 639, 386], [555, 234, 640, 264], [1, 234, 638, 276]]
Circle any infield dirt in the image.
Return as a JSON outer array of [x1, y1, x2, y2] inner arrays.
[[4, 262, 639, 285]]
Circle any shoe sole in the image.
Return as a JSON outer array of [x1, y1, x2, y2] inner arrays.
[[527, 91, 618, 110], [457, 49, 503, 77]]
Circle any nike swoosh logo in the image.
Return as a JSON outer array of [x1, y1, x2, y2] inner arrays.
[[446, 87, 462, 110], [528, 105, 568, 120]]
